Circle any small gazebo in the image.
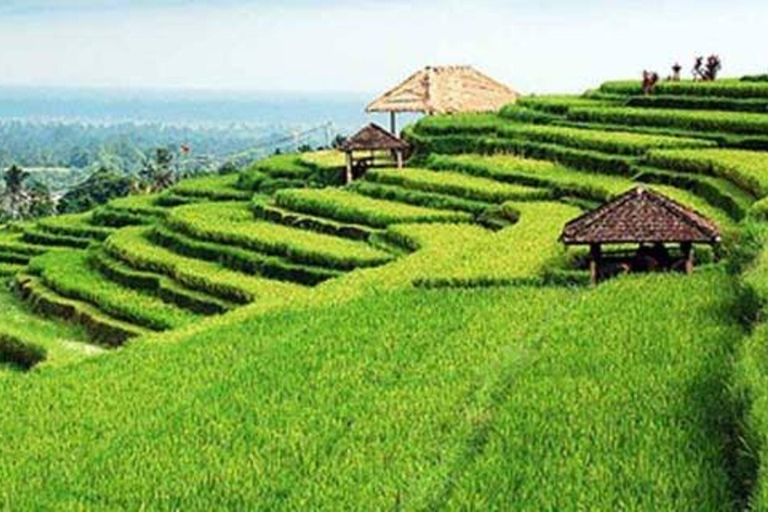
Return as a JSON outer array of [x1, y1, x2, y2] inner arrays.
[[560, 187, 721, 285], [366, 65, 520, 134], [339, 123, 410, 183]]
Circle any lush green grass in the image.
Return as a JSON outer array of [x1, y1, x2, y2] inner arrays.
[[28, 251, 199, 331], [251, 154, 314, 178], [105, 194, 168, 217], [0, 287, 97, 369], [364, 168, 550, 203], [515, 94, 621, 114], [426, 153, 629, 201], [16, 274, 151, 346], [418, 113, 715, 155], [166, 202, 394, 270], [625, 94, 768, 114], [600, 78, 768, 99], [443, 269, 742, 509], [646, 148, 768, 198], [298, 150, 346, 168], [36, 213, 114, 241], [0, 267, 745, 509], [105, 227, 306, 305], [568, 106, 768, 136], [171, 174, 251, 201], [273, 188, 474, 229], [388, 201, 580, 287], [349, 181, 492, 215], [426, 154, 737, 230]]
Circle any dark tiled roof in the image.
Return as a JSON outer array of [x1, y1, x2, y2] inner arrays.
[[560, 187, 721, 245], [340, 123, 410, 152]]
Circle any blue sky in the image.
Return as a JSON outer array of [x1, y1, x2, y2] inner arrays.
[[0, 0, 765, 94]]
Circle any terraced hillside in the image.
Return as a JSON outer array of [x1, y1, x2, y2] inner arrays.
[[4, 79, 768, 509]]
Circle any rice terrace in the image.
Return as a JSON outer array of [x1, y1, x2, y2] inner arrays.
[[1, 2, 768, 510]]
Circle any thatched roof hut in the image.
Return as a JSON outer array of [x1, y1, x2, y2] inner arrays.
[[560, 187, 721, 284], [340, 123, 410, 153], [340, 123, 410, 183], [366, 65, 520, 133]]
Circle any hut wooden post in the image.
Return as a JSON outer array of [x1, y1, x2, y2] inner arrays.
[[395, 149, 403, 169], [589, 243, 602, 286], [345, 151, 353, 184], [681, 242, 694, 274], [390, 112, 397, 135]]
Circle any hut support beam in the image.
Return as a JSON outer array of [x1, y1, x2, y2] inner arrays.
[[396, 150, 403, 169], [390, 112, 397, 135], [589, 243, 602, 287], [681, 242, 694, 275], [345, 151, 353, 184]]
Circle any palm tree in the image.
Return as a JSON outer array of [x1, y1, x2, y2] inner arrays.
[[0, 165, 31, 220], [140, 148, 177, 193]]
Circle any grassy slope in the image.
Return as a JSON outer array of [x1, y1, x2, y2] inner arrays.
[[0, 286, 99, 368], [0, 269, 741, 509]]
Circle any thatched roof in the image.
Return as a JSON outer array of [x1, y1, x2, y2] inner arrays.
[[340, 123, 410, 152], [560, 187, 721, 245], [366, 65, 520, 115]]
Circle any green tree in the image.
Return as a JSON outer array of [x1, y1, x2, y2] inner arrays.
[[27, 180, 55, 218], [57, 166, 132, 214], [140, 148, 177, 192], [0, 165, 31, 220]]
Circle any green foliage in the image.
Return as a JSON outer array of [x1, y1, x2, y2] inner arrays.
[[16, 274, 149, 345], [21, 228, 92, 249], [105, 227, 305, 305], [426, 153, 627, 202], [150, 224, 341, 286], [57, 167, 133, 214], [273, 188, 474, 229], [0, 286, 94, 367], [0, 332, 46, 371], [742, 74, 768, 83], [600, 79, 768, 98], [417, 113, 715, 155], [397, 201, 580, 287], [407, 126, 638, 176], [568, 106, 768, 136], [646, 148, 768, 198], [91, 250, 233, 316], [349, 181, 492, 216], [515, 94, 621, 114], [627, 95, 768, 113], [240, 151, 345, 192], [365, 168, 550, 203], [36, 213, 114, 241], [166, 202, 394, 270], [251, 202, 374, 241], [27, 250, 199, 331], [171, 174, 250, 201], [444, 269, 742, 509], [0, 269, 744, 509]]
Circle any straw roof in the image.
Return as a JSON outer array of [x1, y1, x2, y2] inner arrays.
[[366, 65, 520, 115], [340, 123, 410, 152], [560, 187, 721, 245]]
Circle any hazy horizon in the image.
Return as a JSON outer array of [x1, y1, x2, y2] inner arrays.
[[0, 0, 765, 96]]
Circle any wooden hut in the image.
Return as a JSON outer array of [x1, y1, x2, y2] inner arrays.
[[340, 123, 410, 183], [559, 187, 721, 285], [366, 65, 520, 134]]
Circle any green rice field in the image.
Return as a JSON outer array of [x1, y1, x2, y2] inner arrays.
[[3, 73, 768, 510]]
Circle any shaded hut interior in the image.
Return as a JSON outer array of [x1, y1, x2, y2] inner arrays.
[[339, 123, 410, 183]]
